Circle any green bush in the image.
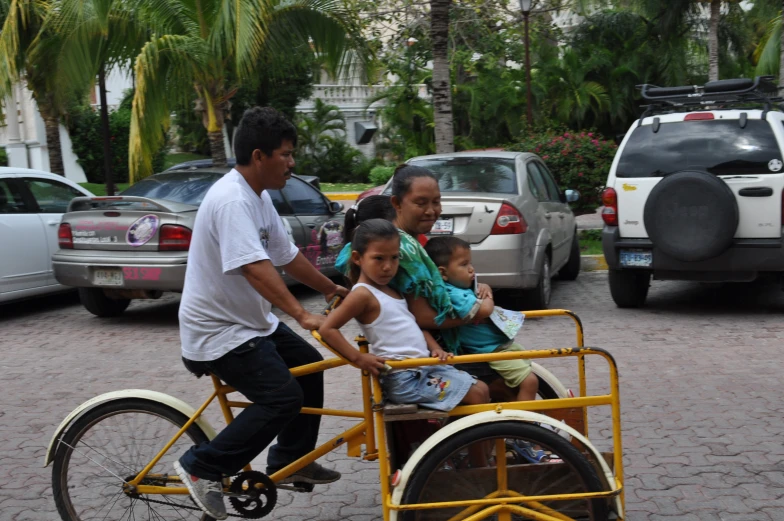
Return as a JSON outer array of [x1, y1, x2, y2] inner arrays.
[[369, 165, 394, 186], [507, 127, 617, 214], [297, 138, 371, 183], [67, 92, 167, 184], [0, 147, 8, 167]]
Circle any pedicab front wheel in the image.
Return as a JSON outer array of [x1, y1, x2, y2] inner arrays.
[[400, 421, 609, 521]]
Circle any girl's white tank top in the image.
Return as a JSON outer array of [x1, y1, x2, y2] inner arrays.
[[352, 282, 430, 361]]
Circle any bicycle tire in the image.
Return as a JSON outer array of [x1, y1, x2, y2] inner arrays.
[[52, 398, 216, 521], [400, 421, 609, 521]]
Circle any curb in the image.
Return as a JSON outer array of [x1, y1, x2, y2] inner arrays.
[[580, 254, 607, 272], [325, 193, 360, 201]]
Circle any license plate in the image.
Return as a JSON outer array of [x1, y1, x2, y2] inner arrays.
[[430, 218, 454, 235], [619, 249, 653, 268], [93, 268, 124, 286]]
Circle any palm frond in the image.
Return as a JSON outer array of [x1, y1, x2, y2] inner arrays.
[[130, 35, 208, 182]]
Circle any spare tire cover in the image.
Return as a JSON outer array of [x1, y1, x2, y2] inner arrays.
[[643, 170, 738, 262]]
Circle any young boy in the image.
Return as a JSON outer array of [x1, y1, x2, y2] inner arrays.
[[425, 236, 538, 402]]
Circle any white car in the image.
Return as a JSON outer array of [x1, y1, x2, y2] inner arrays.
[[0, 168, 93, 303], [601, 76, 784, 307]]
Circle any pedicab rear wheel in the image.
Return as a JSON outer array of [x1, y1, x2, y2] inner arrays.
[[400, 421, 608, 521]]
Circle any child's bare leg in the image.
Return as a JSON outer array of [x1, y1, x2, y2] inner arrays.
[[516, 373, 539, 402], [461, 380, 490, 405], [459, 381, 491, 467]]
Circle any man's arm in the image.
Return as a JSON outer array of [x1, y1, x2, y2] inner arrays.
[[241, 260, 325, 331], [281, 251, 347, 302]]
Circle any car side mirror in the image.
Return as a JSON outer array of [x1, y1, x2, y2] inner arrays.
[[329, 201, 344, 214], [564, 189, 580, 203]]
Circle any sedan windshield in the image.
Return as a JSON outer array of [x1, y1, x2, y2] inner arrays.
[[407, 157, 518, 194], [120, 171, 224, 205]]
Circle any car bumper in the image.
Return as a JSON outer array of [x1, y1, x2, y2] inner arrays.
[[469, 234, 539, 289], [52, 250, 188, 291], [602, 226, 784, 281]]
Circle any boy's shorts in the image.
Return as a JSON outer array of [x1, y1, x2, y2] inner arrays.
[[380, 364, 477, 411], [488, 342, 533, 389]]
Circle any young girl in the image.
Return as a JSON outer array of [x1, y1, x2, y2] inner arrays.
[[319, 219, 489, 411]]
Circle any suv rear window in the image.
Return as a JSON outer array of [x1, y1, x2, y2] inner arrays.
[[407, 157, 518, 194], [616, 119, 782, 177]]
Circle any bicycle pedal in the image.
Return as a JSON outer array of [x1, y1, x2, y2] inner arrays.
[[276, 482, 314, 493]]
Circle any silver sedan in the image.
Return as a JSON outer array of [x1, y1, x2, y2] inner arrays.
[[382, 151, 581, 309], [53, 168, 346, 317]]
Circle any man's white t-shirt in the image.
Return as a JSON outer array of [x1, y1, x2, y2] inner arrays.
[[179, 169, 299, 361]]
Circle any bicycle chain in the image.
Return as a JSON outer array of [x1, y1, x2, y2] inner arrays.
[[132, 495, 251, 519], [130, 470, 276, 519]]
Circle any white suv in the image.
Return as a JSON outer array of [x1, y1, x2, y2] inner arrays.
[[601, 76, 784, 307]]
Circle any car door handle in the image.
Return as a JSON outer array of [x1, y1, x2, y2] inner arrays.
[[545, 214, 552, 219], [558, 213, 565, 219], [47, 220, 60, 226], [738, 187, 773, 197], [306, 223, 317, 228]]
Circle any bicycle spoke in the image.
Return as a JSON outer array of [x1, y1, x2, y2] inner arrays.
[[54, 404, 209, 521]]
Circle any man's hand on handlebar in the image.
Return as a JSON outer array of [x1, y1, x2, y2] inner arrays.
[[325, 284, 349, 304], [298, 312, 327, 332], [349, 352, 388, 376]]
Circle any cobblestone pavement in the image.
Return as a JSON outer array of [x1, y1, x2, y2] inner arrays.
[[2, 273, 784, 521]]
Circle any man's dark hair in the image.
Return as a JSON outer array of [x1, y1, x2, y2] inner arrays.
[[234, 107, 298, 164], [424, 236, 470, 267]]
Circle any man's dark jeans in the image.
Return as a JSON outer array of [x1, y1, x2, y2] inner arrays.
[[179, 322, 323, 481]]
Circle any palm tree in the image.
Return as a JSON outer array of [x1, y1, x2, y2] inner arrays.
[[129, 0, 366, 182], [297, 99, 346, 157], [538, 50, 610, 129], [431, 0, 454, 154], [40, 0, 150, 193], [0, 0, 69, 175], [753, 1, 784, 88]]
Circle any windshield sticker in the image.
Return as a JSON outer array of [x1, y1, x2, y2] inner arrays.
[[126, 215, 160, 247], [768, 159, 782, 172]]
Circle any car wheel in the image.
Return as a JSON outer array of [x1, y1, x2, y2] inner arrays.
[[559, 233, 580, 281], [78, 288, 131, 317], [523, 253, 552, 310], [608, 270, 651, 308]]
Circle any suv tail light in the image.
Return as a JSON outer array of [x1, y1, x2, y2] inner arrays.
[[491, 203, 527, 235], [159, 225, 192, 251], [601, 188, 618, 226], [58, 223, 73, 249], [684, 113, 714, 121]]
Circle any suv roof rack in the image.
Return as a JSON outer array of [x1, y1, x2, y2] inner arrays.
[[637, 76, 784, 120]]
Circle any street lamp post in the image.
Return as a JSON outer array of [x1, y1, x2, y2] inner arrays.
[[520, 0, 533, 127]]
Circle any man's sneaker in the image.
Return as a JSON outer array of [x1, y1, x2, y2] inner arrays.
[[173, 461, 227, 520], [268, 462, 341, 484]]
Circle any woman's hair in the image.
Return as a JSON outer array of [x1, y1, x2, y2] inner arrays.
[[348, 218, 400, 284], [343, 195, 395, 244], [390, 164, 438, 200]]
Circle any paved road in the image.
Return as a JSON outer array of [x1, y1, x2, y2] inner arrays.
[[2, 274, 784, 520]]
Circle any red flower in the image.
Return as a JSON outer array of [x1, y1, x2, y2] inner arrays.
[[578, 172, 584, 177]]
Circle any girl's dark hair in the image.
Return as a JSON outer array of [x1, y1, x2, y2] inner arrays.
[[348, 218, 399, 284], [343, 195, 395, 244], [390, 164, 438, 200]]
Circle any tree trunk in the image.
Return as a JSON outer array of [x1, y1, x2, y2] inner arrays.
[[779, 0, 784, 90], [708, 0, 720, 82], [39, 105, 64, 176], [208, 130, 227, 167], [430, 0, 455, 154], [98, 64, 115, 196]]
